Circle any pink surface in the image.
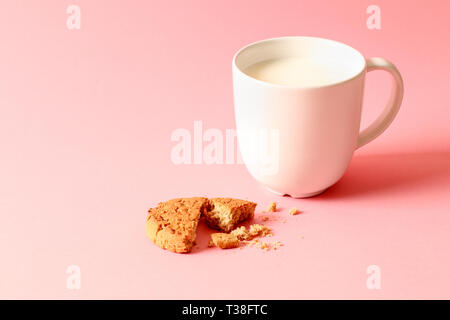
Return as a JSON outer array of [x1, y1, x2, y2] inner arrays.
[[0, 0, 449, 299]]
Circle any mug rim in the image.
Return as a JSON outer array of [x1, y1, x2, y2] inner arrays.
[[232, 36, 367, 90]]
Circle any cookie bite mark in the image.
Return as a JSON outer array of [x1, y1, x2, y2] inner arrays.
[[203, 198, 256, 232]]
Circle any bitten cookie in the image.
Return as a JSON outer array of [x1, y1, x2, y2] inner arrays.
[[203, 198, 256, 232], [145, 197, 209, 253]]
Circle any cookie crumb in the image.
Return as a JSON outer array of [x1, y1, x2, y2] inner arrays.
[[230, 224, 272, 241], [230, 226, 251, 241], [267, 202, 277, 212], [274, 241, 284, 249], [262, 216, 269, 222], [249, 224, 272, 238], [210, 223, 275, 252], [289, 207, 300, 215], [256, 241, 271, 251]]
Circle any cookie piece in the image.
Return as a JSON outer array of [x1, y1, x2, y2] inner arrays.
[[145, 197, 209, 253], [210, 233, 240, 249], [204, 198, 256, 232], [267, 202, 277, 212]]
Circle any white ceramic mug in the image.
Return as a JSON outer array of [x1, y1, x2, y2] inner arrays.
[[232, 36, 404, 198]]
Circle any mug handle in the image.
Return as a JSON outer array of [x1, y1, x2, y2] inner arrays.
[[357, 57, 404, 148]]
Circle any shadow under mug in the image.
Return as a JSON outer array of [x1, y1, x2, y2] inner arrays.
[[232, 36, 404, 198]]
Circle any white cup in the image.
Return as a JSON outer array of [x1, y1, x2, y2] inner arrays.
[[232, 36, 404, 198]]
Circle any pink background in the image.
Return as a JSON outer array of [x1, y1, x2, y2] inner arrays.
[[0, 0, 449, 299]]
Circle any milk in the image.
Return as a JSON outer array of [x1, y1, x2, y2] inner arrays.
[[243, 57, 347, 87]]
